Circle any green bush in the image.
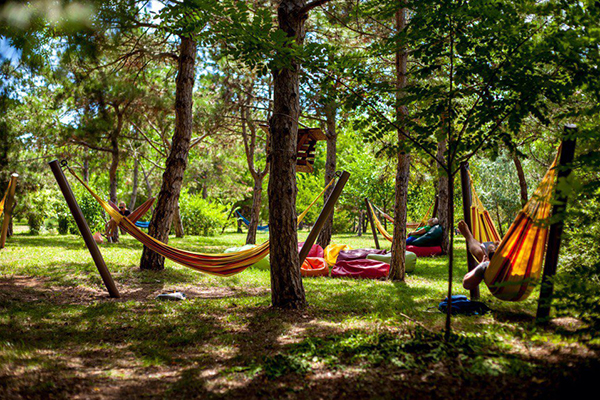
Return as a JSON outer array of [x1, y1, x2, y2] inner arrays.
[[332, 209, 353, 233], [180, 191, 229, 236], [53, 186, 106, 235], [20, 189, 54, 235]]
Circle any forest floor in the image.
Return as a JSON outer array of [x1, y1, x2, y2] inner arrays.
[[0, 229, 598, 399]]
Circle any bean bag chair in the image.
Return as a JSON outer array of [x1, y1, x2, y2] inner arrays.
[[301, 257, 329, 277], [411, 225, 443, 247], [323, 244, 352, 266], [93, 232, 104, 244], [337, 248, 388, 263], [225, 244, 270, 269], [298, 242, 324, 258], [406, 245, 443, 257], [332, 259, 390, 279], [366, 251, 417, 273]]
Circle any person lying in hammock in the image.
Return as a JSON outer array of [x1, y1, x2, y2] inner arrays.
[[458, 220, 500, 290], [407, 218, 439, 244], [106, 201, 131, 242]]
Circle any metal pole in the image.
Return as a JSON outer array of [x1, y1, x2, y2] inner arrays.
[[536, 126, 577, 321], [299, 171, 350, 264], [460, 162, 480, 300], [364, 198, 380, 250], [49, 160, 120, 298], [0, 173, 18, 248]]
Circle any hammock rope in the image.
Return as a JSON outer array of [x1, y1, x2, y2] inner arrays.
[[483, 148, 561, 302], [65, 164, 337, 277], [367, 200, 435, 243]]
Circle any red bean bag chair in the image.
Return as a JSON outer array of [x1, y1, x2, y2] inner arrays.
[[331, 259, 390, 279], [406, 245, 443, 257], [298, 242, 324, 258], [301, 257, 329, 277], [337, 248, 388, 262]]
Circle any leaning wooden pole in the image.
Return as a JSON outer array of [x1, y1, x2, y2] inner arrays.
[[364, 198, 381, 250], [536, 126, 577, 321], [459, 162, 480, 300], [0, 173, 18, 248], [299, 171, 350, 264], [49, 160, 120, 298]]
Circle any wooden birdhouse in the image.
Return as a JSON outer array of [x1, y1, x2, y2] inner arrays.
[[260, 126, 327, 173]]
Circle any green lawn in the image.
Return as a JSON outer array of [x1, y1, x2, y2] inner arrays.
[[0, 230, 597, 399]]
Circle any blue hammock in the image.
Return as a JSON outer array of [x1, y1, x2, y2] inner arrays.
[[235, 210, 269, 231], [135, 221, 150, 229]]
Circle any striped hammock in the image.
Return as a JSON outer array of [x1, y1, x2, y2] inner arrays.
[[67, 167, 335, 277], [0, 175, 18, 216], [483, 148, 561, 302], [367, 200, 435, 243], [468, 172, 502, 243]]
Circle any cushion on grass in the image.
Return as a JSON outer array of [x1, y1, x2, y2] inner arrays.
[[337, 248, 388, 262], [410, 225, 443, 247], [406, 245, 443, 257], [332, 259, 390, 279], [301, 257, 329, 277], [298, 242, 324, 258], [323, 243, 352, 266], [366, 251, 417, 273], [225, 244, 270, 269]]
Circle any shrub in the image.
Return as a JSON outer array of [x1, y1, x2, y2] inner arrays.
[[20, 189, 54, 235], [53, 186, 106, 235], [180, 192, 229, 236], [332, 209, 353, 233]]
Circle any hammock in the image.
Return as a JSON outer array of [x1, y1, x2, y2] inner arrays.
[[367, 200, 436, 243], [0, 177, 17, 216], [235, 210, 269, 231], [483, 148, 561, 302], [66, 166, 335, 277], [468, 171, 502, 243]]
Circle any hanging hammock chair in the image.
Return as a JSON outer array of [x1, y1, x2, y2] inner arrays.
[[482, 147, 562, 302], [65, 165, 335, 277], [235, 210, 269, 231]]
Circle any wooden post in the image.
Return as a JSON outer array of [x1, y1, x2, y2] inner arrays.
[[299, 171, 350, 264], [0, 174, 18, 248], [460, 162, 480, 300], [49, 160, 120, 298], [536, 126, 577, 321], [364, 198, 380, 250]]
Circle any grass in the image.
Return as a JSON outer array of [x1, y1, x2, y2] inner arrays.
[[0, 228, 598, 399]]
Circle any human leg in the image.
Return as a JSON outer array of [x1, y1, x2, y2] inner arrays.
[[457, 220, 486, 262], [463, 261, 489, 291]]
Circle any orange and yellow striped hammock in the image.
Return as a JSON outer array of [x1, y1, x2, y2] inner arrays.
[[483, 148, 561, 302], [367, 200, 435, 242], [468, 171, 502, 244], [66, 166, 336, 277]]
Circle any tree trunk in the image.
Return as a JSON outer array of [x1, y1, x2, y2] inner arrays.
[[173, 202, 184, 238], [317, 102, 337, 248], [512, 150, 528, 207], [140, 36, 196, 271], [388, 5, 410, 281], [82, 155, 90, 183], [268, 0, 309, 309], [436, 140, 450, 254], [444, 171, 456, 340], [246, 178, 264, 245], [357, 211, 363, 236], [129, 157, 139, 210]]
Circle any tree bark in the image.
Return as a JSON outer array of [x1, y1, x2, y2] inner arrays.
[[512, 150, 528, 207], [268, 0, 309, 309], [129, 157, 139, 210], [436, 139, 450, 254], [388, 5, 410, 282], [246, 179, 263, 244], [140, 36, 196, 271], [173, 202, 184, 238], [317, 102, 337, 248]]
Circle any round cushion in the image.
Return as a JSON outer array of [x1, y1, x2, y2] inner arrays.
[[323, 244, 352, 266], [332, 259, 390, 279], [301, 257, 329, 277], [337, 248, 388, 263], [406, 245, 443, 257], [411, 225, 443, 247], [366, 251, 417, 273]]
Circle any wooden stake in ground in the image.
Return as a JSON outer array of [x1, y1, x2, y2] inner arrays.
[[365, 198, 380, 250], [536, 126, 577, 321], [459, 162, 480, 301]]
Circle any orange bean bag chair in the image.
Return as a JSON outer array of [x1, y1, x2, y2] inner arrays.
[[301, 257, 329, 277]]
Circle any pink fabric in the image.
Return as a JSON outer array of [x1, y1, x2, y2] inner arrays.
[[331, 259, 390, 279], [298, 242, 324, 258], [337, 248, 388, 262], [406, 245, 443, 257]]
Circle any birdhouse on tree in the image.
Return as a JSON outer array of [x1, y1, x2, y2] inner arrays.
[[260, 126, 326, 173]]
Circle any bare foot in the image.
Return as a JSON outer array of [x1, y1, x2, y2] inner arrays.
[[457, 220, 469, 237]]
